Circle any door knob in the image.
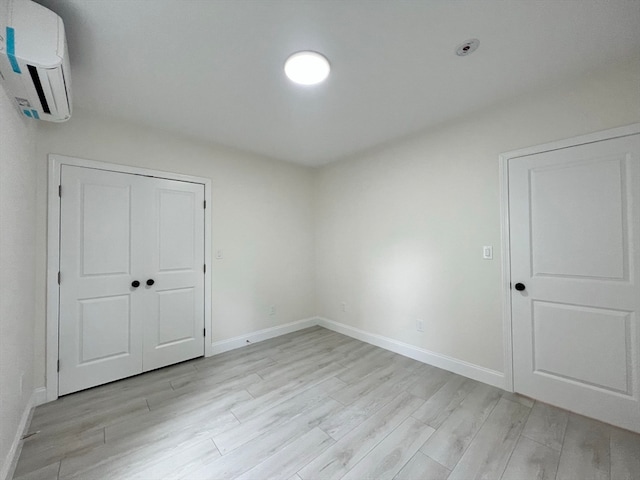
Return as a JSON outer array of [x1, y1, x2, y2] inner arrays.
[[146, 279, 155, 286], [131, 280, 140, 288], [514, 282, 526, 291]]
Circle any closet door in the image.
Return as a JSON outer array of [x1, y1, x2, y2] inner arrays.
[[141, 178, 205, 371], [58, 166, 206, 395], [58, 166, 147, 395]]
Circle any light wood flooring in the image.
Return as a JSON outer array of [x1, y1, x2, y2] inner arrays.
[[13, 326, 640, 480]]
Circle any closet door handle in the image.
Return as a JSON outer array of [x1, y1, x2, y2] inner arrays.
[[146, 279, 155, 286], [131, 280, 140, 288]]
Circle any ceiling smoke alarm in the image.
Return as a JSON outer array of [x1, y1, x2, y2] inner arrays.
[[456, 39, 480, 56]]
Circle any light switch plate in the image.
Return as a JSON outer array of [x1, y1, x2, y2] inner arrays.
[[483, 246, 493, 259]]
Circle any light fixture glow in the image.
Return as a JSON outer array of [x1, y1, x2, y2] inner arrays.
[[284, 51, 330, 85]]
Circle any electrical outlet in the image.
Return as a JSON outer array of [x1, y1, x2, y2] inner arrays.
[[483, 246, 493, 260], [341, 302, 347, 312], [416, 319, 424, 332], [215, 249, 224, 259], [269, 305, 276, 315]]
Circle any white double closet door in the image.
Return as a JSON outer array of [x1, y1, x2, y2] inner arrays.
[[58, 165, 205, 395]]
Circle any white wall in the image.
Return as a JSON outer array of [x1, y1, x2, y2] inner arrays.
[[34, 111, 316, 389], [0, 84, 38, 477], [315, 59, 640, 376]]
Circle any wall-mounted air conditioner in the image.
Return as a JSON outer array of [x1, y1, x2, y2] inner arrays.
[[0, 0, 72, 122]]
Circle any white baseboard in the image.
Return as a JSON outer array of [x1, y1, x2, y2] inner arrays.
[[208, 317, 319, 355], [33, 387, 48, 406], [1, 391, 35, 480], [317, 317, 506, 390]]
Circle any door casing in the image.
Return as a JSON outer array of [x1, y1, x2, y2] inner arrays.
[[46, 154, 213, 402], [499, 123, 640, 394]]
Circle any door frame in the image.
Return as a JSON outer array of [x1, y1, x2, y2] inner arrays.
[[46, 154, 213, 402], [499, 123, 640, 394]]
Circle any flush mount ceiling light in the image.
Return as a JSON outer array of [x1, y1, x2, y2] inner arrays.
[[284, 51, 330, 85]]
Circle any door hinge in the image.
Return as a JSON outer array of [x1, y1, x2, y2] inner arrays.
[[57, 360, 60, 372], [57, 271, 61, 285], [203, 264, 206, 274], [58, 185, 62, 197], [203, 200, 206, 209], [203, 328, 206, 337]]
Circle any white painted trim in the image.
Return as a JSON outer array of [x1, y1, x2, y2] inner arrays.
[[33, 387, 48, 406], [210, 317, 318, 355], [1, 391, 35, 480], [498, 123, 640, 396], [317, 317, 506, 389], [499, 151, 514, 393], [46, 154, 213, 401], [501, 123, 640, 160]]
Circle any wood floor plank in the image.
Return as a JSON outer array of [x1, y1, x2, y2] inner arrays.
[[214, 377, 344, 454], [298, 391, 425, 480], [447, 397, 530, 480], [13, 462, 60, 480], [235, 428, 335, 480], [30, 395, 149, 434], [500, 435, 560, 480], [405, 365, 453, 400], [521, 401, 569, 452], [501, 391, 535, 408], [556, 413, 611, 480], [319, 369, 417, 441], [609, 426, 640, 480], [331, 363, 415, 406], [420, 382, 502, 470], [145, 371, 260, 411], [128, 438, 220, 480], [393, 452, 450, 480], [234, 362, 346, 421], [104, 390, 246, 444], [187, 400, 344, 480], [412, 375, 477, 428], [340, 417, 435, 480], [13, 428, 104, 478], [335, 348, 398, 384], [58, 410, 235, 480]]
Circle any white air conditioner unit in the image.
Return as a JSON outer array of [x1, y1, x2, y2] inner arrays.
[[0, 0, 72, 122]]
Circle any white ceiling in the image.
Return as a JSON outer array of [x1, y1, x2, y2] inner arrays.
[[37, 0, 640, 166]]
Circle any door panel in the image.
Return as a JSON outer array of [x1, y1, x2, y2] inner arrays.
[[59, 166, 146, 395], [510, 134, 640, 432], [59, 166, 206, 394], [529, 157, 627, 279], [142, 179, 205, 371]]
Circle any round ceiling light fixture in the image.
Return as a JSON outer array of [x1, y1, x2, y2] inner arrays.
[[284, 51, 330, 85]]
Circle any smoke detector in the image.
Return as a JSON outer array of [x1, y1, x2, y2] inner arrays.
[[456, 39, 480, 56]]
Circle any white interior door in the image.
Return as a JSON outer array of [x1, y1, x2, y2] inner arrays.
[[141, 178, 205, 371], [59, 166, 147, 395], [510, 133, 640, 432], [59, 166, 205, 395]]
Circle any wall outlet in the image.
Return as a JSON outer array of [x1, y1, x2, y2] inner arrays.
[[215, 249, 224, 259], [341, 302, 347, 313], [482, 245, 493, 260], [416, 319, 424, 332], [269, 305, 276, 315]]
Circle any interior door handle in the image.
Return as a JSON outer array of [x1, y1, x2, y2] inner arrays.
[[131, 280, 140, 288], [146, 279, 155, 286], [514, 282, 526, 291]]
